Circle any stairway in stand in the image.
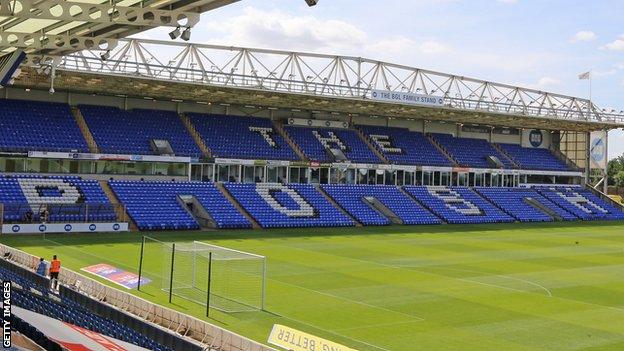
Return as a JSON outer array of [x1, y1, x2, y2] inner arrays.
[[215, 182, 262, 229], [179, 113, 211, 158], [354, 127, 390, 164], [273, 121, 308, 161], [99, 180, 137, 231], [426, 134, 459, 167], [72, 107, 99, 154]]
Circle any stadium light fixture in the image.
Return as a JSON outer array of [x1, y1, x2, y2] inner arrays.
[[169, 26, 181, 40], [305, 0, 318, 6], [100, 50, 111, 61], [181, 27, 192, 41]]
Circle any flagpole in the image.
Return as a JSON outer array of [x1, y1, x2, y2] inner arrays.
[[589, 70, 592, 120]]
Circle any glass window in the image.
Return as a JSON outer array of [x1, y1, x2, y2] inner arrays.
[[217, 164, 229, 182], [310, 168, 320, 184], [0, 158, 25, 173], [404, 171, 414, 185], [267, 166, 278, 183], [384, 170, 395, 185], [441, 172, 451, 186], [458, 172, 468, 186], [289, 167, 300, 183]]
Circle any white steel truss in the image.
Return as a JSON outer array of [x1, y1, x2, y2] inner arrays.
[[0, 0, 200, 28], [54, 38, 624, 124]]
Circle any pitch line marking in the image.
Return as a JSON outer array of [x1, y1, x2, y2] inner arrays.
[[276, 313, 393, 351], [431, 267, 553, 298], [270, 277, 425, 322], [272, 240, 555, 300], [336, 320, 423, 332]]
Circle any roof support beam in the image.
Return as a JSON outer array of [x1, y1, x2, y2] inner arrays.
[[0, 0, 200, 28]]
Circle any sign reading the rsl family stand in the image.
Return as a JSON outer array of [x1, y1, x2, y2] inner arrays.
[[268, 324, 358, 351], [370, 89, 444, 107]]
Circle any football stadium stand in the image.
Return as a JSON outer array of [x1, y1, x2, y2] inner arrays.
[[404, 186, 516, 224], [475, 187, 578, 222], [321, 184, 442, 226], [79, 105, 201, 156], [0, 99, 88, 153], [284, 125, 381, 163], [0, 175, 116, 223], [498, 143, 572, 171], [188, 114, 299, 160], [534, 186, 624, 221], [224, 183, 354, 228], [109, 180, 251, 230], [430, 133, 514, 169], [358, 125, 452, 166]]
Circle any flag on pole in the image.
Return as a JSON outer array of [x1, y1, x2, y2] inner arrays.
[[578, 71, 591, 80]]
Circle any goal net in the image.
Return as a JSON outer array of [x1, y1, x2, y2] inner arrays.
[[139, 237, 266, 313]]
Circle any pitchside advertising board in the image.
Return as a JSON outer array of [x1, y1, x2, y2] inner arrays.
[[370, 89, 444, 107], [268, 324, 357, 351], [1, 222, 129, 234]]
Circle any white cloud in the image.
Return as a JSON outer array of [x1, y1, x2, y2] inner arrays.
[[419, 40, 449, 54], [201, 6, 451, 62], [570, 30, 597, 43], [533, 76, 561, 89], [204, 7, 367, 53], [602, 35, 624, 51]]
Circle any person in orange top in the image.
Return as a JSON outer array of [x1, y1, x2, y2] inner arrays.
[[49, 255, 61, 290]]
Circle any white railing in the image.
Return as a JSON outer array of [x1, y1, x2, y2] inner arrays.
[[0, 243, 275, 351], [48, 38, 624, 125]]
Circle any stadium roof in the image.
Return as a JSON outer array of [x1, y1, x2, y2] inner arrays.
[[16, 37, 619, 132], [0, 0, 238, 56]]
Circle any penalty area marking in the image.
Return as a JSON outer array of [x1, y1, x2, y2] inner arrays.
[[437, 267, 553, 298]]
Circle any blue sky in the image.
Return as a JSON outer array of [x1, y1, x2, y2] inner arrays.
[[140, 0, 624, 158]]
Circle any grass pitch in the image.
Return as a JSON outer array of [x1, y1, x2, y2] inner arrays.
[[3, 221, 624, 351]]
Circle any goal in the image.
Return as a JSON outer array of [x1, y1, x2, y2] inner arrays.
[[138, 237, 266, 314]]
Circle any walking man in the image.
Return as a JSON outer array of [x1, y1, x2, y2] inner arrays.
[[36, 258, 47, 277], [49, 255, 61, 290]]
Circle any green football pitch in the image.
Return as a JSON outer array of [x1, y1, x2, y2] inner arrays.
[[3, 221, 624, 351]]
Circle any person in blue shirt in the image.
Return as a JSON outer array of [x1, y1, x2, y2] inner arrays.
[[36, 258, 47, 277]]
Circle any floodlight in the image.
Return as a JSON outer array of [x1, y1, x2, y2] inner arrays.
[[169, 26, 181, 40], [181, 27, 191, 41], [100, 50, 111, 61], [305, 0, 318, 6]]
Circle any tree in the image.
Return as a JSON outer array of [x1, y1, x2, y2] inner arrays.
[[607, 155, 624, 185], [615, 171, 624, 189]]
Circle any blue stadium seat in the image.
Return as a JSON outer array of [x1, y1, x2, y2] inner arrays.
[[284, 125, 380, 163], [404, 186, 515, 224], [358, 125, 451, 166], [188, 114, 299, 160], [430, 133, 513, 169], [79, 105, 200, 156], [224, 183, 354, 228], [0, 99, 88, 152], [498, 143, 573, 171], [534, 186, 624, 220], [109, 180, 251, 230], [474, 187, 577, 222], [322, 184, 441, 226], [0, 175, 116, 223]]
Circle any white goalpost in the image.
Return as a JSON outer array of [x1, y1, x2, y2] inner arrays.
[[139, 237, 266, 314]]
